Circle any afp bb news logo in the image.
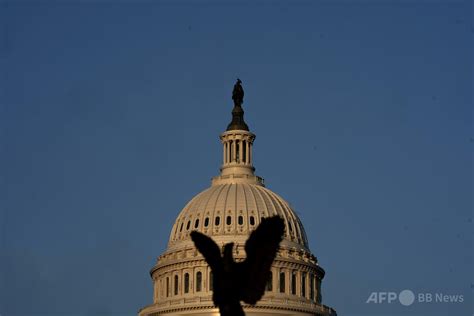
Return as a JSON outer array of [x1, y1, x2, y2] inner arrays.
[[366, 289, 464, 306]]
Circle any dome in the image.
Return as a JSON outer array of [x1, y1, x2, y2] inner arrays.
[[139, 81, 336, 316], [168, 183, 309, 252]]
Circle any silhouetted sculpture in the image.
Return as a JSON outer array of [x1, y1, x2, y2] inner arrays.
[[232, 78, 244, 106], [191, 216, 284, 316]]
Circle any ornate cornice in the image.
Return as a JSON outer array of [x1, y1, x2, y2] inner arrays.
[[139, 298, 337, 316], [150, 256, 325, 279]]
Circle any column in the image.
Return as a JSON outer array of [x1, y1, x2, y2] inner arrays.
[[249, 143, 252, 165], [245, 140, 250, 165], [271, 268, 276, 292], [236, 140, 240, 162], [223, 142, 226, 164], [232, 138, 236, 162]]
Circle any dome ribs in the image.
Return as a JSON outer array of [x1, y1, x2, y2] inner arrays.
[[249, 184, 270, 225], [266, 188, 292, 241], [260, 187, 279, 218], [204, 185, 226, 234], [233, 184, 246, 234], [242, 182, 257, 212], [172, 189, 209, 243], [263, 187, 308, 248], [295, 215, 309, 247], [209, 184, 228, 233], [245, 184, 259, 233], [281, 200, 298, 242], [224, 184, 238, 234], [225, 183, 237, 234], [215, 184, 232, 234], [168, 184, 310, 250], [241, 184, 254, 233]]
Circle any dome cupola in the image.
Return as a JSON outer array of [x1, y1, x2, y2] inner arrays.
[[216, 79, 258, 185]]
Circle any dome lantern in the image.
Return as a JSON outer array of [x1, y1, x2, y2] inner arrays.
[[213, 79, 262, 186]]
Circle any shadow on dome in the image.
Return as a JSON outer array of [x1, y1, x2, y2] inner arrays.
[[191, 216, 285, 316]]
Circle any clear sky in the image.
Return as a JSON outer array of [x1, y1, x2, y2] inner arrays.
[[1, 1, 472, 316]]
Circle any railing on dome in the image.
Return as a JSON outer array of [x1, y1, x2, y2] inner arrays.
[[139, 295, 337, 316], [211, 173, 264, 185]]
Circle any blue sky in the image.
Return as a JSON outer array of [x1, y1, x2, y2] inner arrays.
[[1, 1, 472, 316]]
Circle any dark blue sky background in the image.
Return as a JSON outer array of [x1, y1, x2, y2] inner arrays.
[[1, 1, 472, 316]]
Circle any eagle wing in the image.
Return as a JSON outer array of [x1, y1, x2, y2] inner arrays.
[[190, 231, 222, 270], [240, 216, 285, 304]]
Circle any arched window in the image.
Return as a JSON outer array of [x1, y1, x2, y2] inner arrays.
[[186, 220, 191, 230], [166, 277, 170, 297], [242, 140, 246, 163], [215, 216, 220, 226], [174, 275, 179, 295], [265, 271, 273, 291], [279, 272, 285, 293], [204, 217, 209, 227], [196, 271, 202, 292], [301, 272, 306, 298], [209, 271, 213, 291], [238, 215, 243, 225], [179, 222, 184, 232], [226, 216, 232, 225], [291, 271, 297, 295], [310, 273, 315, 301], [249, 216, 255, 226], [184, 273, 190, 294], [194, 219, 199, 228]]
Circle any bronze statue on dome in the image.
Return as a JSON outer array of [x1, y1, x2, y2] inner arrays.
[[232, 78, 244, 106]]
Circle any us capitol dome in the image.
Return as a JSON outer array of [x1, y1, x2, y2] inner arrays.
[[139, 82, 337, 316]]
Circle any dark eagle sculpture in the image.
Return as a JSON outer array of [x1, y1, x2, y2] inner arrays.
[[190, 216, 285, 316]]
